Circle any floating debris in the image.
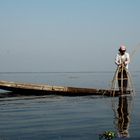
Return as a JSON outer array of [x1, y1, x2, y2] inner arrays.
[[99, 131, 116, 140]]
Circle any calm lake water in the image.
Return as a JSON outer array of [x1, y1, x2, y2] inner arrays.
[[0, 71, 140, 140]]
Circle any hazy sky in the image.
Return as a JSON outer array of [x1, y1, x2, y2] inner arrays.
[[0, 0, 140, 72]]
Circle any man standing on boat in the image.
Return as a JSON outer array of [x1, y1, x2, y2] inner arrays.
[[115, 45, 130, 92]]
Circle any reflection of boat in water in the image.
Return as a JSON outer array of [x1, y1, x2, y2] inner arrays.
[[111, 95, 133, 138], [117, 96, 131, 138], [111, 65, 134, 138]]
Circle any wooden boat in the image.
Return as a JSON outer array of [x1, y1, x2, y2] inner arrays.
[[0, 80, 131, 97]]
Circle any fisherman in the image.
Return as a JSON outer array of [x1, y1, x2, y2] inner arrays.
[[115, 45, 130, 92]]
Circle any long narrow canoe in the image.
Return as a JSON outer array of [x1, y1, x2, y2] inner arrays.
[[0, 80, 130, 96]]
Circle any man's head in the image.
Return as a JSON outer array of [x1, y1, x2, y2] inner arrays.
[[119, 45, 126, 55]]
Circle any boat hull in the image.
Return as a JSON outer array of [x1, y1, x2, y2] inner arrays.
[[0, 80, 131, 96]]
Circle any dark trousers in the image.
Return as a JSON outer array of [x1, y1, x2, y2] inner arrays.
[[118, 68, 128, 92]]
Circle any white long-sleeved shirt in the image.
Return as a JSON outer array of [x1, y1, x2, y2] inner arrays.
[[115, 52, 130, 69]]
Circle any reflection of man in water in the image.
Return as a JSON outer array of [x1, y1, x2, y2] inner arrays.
[[115, 45, 130, 92], [117, 96, 130, 138]]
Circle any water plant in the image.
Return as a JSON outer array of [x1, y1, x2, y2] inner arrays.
[[99, 131, 116, 140]]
